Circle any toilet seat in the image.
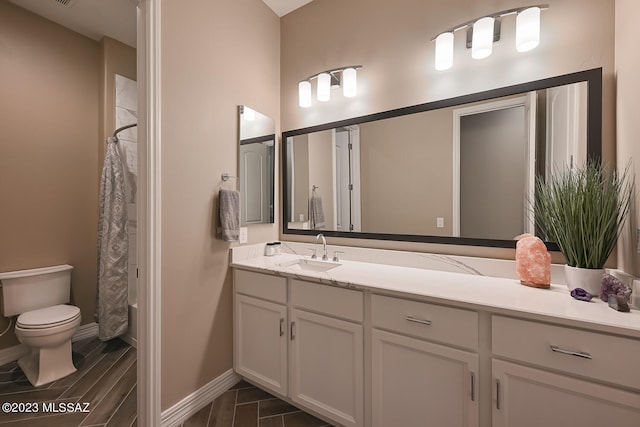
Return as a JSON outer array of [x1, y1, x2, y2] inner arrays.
[[17, 304, 81, 330]]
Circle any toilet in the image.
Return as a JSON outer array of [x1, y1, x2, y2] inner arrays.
[[0, 265, 81, 386]]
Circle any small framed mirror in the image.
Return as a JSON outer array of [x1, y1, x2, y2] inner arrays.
[[238, 105, 275, 225]]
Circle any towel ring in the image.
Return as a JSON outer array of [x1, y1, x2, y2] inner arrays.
[[222, 173, 238, 182]]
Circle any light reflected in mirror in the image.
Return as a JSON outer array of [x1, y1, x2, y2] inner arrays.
[[283, 69, 601, 248], [239, 105, 275, 225]]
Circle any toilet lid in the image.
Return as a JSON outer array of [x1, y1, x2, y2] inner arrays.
[[17, 304, 80, 329]]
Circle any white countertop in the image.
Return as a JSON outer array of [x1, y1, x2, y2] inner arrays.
[[232, 251, 640, 339]]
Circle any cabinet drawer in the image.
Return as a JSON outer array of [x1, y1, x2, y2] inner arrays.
[[234, 269, 287, 304], [371, 295, 478, 350], [290, 279, 363, 323], [492, 315, 640, 390]]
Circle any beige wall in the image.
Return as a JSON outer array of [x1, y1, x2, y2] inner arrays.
[[615, 0, 640, 275], [280, 0, 615, 259], [160, 0, 280, 410], [0, 2, 100, 348], [360, 110, 453, 235], [308, 130, 334, 229]]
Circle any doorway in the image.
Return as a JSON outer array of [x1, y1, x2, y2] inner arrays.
[[334, 126, 362, 232], [453, 95, 536, 239]]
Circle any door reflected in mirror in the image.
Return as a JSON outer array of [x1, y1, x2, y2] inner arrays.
[[239, 105, 275, 225]]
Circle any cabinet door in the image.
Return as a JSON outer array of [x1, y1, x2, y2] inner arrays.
[[493, 359, 640, 427], [289, 308, 363, 427], [234, 294, 287, 396], [371, 329, 479, 427]]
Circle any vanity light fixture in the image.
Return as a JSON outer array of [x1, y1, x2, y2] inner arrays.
[[298, 65, 363, 108], [431, 5, 547, 70]]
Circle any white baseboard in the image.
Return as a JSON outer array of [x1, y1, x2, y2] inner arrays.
[[73, 322, 99, 342], [161, 368, 241, 427], [0, 344, 27, 367], [0, 322, 99, 366], [120, 333, 138, 349]]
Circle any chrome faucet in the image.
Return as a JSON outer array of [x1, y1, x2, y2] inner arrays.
[[315, 233, 328, 261]]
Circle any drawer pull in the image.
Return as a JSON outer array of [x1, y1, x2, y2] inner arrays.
[[470, 372, 475, 402], [496, 379, 501, 410], [405, 316, 432, 326], [290, 321, 296, 340], [279, 318, 285, 337], [550, 345, 592, 359]]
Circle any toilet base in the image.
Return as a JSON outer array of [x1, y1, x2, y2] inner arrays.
[[18, 340, 77, 387]]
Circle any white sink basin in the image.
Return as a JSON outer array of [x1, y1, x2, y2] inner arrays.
[[279, 258, 342, 273]]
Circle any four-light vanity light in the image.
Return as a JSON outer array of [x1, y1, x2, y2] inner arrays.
[[433, 5, 547, 71], [299, 66, 362, 108]]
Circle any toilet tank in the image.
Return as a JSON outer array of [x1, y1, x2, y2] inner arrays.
[[0, 265, 73, 316]]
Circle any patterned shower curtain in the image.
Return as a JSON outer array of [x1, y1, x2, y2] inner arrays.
[[95, 137, 129, 341]]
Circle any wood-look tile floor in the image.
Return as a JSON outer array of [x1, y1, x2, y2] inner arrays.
[[0, 337, 136, 426], [181, 380, 334, 427]]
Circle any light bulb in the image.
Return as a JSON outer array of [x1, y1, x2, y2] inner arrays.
[[343, 68, 357, 97], [243, 106, 255, 121], [435, 32, 454, 70], [472, 17, 494, 59], [298, 81, 311, 108], [516, 7, 541, 52], [317, 72, 331, 102]]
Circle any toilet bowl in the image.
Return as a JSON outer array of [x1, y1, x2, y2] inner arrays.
[[15, 304, 81, 386], [0, 265, 81, 386]]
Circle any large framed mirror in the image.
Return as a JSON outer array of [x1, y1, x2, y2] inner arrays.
[[282, 68, 602, 249], [239, 105, 275, 225]]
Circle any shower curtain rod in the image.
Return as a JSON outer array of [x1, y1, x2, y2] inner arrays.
[[112, 123, 138, 137]]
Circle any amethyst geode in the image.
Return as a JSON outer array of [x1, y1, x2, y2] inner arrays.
[[570, 288, 593, 302], [600, 273, 631, 303]]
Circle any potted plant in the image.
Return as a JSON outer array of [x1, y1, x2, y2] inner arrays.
[[532, 160, 634, 295]]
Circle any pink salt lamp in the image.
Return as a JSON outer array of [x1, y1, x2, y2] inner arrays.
[[515, 233, 551, 289]]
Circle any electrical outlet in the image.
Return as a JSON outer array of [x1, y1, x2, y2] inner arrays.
[[239, 227, 248, 244], [437, 217, 445, 228]]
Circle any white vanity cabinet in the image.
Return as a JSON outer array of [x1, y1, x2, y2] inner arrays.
[[370, 295, 479, 427], [233, 270, 288, 396], [234, 271, 364, 427], [233, 263, 640, 427], [290, 280, 364, 427], [492, 315, 640, 427]]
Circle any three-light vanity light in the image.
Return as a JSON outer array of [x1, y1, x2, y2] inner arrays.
[[433, 5, 547, 71], [298, 66, 362, 108]]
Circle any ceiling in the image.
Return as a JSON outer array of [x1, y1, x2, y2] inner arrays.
[[8, 0, 312, 48], [262, 0, 313, 17]]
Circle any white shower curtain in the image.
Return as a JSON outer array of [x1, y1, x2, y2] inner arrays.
[[96, 137, 129, 341]]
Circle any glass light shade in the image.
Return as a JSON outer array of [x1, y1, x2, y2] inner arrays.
[[516, 7, 541, 52], [472, 17, 494, 59], [317, 72, 331, 102], [298, 81, 311, 108], [243, 106, 255, 121], [342, 68, 357, 97], [434, 32, 454, 70]]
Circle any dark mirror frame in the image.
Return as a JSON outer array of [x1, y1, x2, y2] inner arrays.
[[282, 68, 602, 250]]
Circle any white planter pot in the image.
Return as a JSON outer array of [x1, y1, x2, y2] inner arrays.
[[564, 265, 604, 296]]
